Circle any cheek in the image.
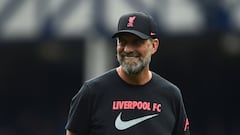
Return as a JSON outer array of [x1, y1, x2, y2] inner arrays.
[[117, 46, 124, 53], [138, 46, 150, 56]]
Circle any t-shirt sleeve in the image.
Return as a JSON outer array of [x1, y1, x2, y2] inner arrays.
[[172, 89, 190, 135], [65, 83, 92, 135]]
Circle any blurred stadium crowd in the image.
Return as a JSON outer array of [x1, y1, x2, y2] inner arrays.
[[0, 0, 240, 135]]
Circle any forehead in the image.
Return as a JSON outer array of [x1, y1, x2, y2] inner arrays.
[[117, 33, 142, 40]]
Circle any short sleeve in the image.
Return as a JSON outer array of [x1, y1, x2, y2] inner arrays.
[[65, 83, 92, 134], [172, 90, 190, 135]]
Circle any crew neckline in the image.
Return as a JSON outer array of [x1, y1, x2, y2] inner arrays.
[[114, 68, 154, 87]]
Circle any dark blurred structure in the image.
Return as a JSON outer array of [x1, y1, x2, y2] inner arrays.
[[0, 0, 240, 135], [0, 39, 85, 135]]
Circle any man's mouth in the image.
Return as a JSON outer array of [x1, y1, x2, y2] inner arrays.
[[120, 52, 140, 63], [123, 56, 139, 63]]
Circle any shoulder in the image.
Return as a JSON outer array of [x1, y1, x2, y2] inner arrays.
[[81, 68, 119, 93], [151, 72, 182, 98], [85, 68, 117, 87], [74, 69, 117, 98]]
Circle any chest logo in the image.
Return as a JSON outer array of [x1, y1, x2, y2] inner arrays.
[[115, 112, 159, 130]]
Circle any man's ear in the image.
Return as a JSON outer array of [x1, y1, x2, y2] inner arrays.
[[151, 39, 159, 54]]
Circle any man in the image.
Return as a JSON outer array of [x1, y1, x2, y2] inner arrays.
[[65, 12, 190, 135]]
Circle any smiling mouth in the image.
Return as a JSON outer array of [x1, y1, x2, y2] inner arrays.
[[123, 56, 139, 63], [125, 56, 138, 58], [124, 56, 139, 59]]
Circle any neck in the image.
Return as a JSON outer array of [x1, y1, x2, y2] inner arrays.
[[116, 66, 152, 85]]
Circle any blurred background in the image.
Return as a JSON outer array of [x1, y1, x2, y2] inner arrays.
[[0, 0, 240, 135]]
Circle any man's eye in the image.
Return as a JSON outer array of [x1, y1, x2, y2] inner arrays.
[[119, 40, 127, 45], [133, 39, 144, 45]]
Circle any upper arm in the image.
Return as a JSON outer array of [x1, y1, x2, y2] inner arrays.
[[65, 83, 92, 134]]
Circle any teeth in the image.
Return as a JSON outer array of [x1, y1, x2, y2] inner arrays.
[[125, 56, 138, 58]]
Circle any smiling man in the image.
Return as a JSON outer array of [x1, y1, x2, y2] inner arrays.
[[65, 12, 190, 135]]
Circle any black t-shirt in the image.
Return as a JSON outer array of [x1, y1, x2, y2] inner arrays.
[[65, 69, 190, 135]]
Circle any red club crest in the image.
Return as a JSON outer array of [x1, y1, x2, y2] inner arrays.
[[127, 16, 136, 27]]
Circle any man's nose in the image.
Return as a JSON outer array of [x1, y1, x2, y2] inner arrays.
[[124, 44, 134, 53]]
